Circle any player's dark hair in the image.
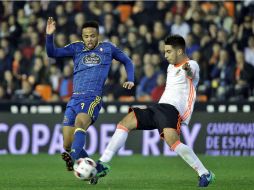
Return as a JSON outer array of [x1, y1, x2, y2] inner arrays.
[[164, 35, 185, 50], [82, 21, 99, 32]]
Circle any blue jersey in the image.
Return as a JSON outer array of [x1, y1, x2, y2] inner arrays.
[[46, 34, 134, 97]]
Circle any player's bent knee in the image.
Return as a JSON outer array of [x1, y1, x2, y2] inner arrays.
[[75, 113, 92, 130], [163, 128, 180, 147], [118, 112, 137, 131]]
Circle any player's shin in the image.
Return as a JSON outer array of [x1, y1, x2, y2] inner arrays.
[[171, 140, 209, 176], [70, 128, 88, 160], [99, 124, 129, 163]]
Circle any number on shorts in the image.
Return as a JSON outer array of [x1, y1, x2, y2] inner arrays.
[[81, 103, 85, 109]]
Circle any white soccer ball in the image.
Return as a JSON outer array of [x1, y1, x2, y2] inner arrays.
[[73, 157, 97, 180]]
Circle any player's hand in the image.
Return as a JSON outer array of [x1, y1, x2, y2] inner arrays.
[[46, 17, 56, 35], [182, 63, 193, 78], [123, 81, 134, 89]]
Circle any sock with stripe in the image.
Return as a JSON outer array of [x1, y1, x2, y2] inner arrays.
[[172, 141, 209, 176], [99, 124, 129, 163], [70, 128, 88, 160]]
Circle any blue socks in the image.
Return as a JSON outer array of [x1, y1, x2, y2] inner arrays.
[[70, 128, 88, 160], [79, 148, 88, 158]]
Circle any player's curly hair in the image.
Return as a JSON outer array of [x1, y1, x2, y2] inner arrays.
[[165, 35, 185, 50], [82, 21, 99, 32]]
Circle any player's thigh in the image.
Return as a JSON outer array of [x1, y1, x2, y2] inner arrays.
[[74, 96, 101, 129], [62, 126, 75, 150], [163, 128, 180, 147], [120, 107, 156, 131], [119, 111, 138, 130], [154, 104, 181, 138]]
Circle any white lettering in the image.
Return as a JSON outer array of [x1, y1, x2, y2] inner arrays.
[[142, 130, 160, 156], [49, 124, 64, 154], [9, 124, 29, 154], [0, 123, 8, 154], [206, 136, 220, 149], [32, 124, 50, 154], [99, 124, 115, 154], [182, 123, 201, 148], [86, 125, 98, 155]]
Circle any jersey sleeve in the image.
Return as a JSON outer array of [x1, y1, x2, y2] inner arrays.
[[46, 34, 75, 58], [189, 61, 200, 88], [110, 43, 134, 82]]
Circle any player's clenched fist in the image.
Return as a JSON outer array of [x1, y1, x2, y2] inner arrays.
[[182, 63, 193, 78], [46, 17, 56, 35], [123, 81, 134, 89]]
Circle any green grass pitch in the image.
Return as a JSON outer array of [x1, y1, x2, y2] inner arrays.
[[0, 154, 253, 190]]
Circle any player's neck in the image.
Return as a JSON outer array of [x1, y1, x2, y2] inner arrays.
[[174, 55, 189, 67]]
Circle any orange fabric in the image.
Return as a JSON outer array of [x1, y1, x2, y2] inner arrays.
[[137, 95, 151, 102], [117, 124, 129, 132], [235, 67, 241, 80], [12, 60, 19, 74], [117, 4, 132, 23], [201, 2, 215, 13], [224, 2, 235, 17], [209, 54, 219, 65], [197, 95, 208, 102], [118, 96, 135, 102], [174, 58, 190, 67], [176, 115, 182, 135], [35, 84, 52, 101], [182, 79, 195, 120], [171, 140, 181, 151]]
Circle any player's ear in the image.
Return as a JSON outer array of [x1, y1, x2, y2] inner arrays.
[[177, 49, 183, 56]]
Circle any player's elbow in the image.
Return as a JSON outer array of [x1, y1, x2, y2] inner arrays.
[[46, 49, 55, 58]]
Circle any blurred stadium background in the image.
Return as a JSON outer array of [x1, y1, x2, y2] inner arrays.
[[0, 1, 254, 189]]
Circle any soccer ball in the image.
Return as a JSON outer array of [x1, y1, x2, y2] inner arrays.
[[73, 157, 97, 180]]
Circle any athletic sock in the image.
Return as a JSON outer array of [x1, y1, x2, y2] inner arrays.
[[78, 148, 88, 158], [70, 128, 87, 160], [99, 124, 129, 163], [172, 140, 209, 176]]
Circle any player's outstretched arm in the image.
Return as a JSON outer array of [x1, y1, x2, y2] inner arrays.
[[46, 17, 56, 35], [45, 17, 74, 58]]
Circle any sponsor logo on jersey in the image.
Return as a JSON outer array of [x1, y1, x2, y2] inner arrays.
[[83, 53, 101, 66]]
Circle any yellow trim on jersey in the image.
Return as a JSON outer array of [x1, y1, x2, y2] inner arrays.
[[88, 96, 101, 117], [64, 41, 84, 47]]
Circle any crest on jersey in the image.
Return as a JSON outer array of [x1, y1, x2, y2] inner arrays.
[[82, 53, 101, 66]]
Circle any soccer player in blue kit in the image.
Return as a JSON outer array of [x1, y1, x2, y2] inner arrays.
[[46, 17, 134, 178]]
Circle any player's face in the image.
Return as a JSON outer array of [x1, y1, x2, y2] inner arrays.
[[82, 27, 99, 50], [164, 45, 183, 65], [164, 45, 177, 65]]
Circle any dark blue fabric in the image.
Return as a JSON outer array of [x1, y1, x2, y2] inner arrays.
[[46, 35, 134, 97]]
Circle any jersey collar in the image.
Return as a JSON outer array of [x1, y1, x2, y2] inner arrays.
[[174, 57, 190, 67]]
